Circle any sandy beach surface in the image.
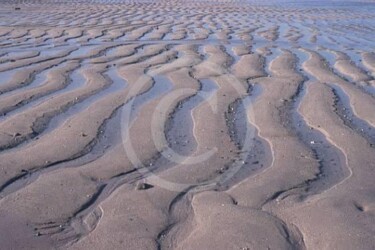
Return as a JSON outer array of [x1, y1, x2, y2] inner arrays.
[[0, 0, 374, 249]]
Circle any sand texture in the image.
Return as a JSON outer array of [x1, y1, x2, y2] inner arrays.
[[0, 0, 374, 249]]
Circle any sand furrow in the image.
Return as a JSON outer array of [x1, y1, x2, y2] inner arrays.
[[0, 61, 80, 116], [287, 81, 375, 249], [0, 47, 180, 194], [24, 51, 198, 247], [0, 47, 77, 72], [302, 50, 375, 127]]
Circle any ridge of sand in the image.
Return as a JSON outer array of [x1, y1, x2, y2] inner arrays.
[[0, 1, 374, 249]]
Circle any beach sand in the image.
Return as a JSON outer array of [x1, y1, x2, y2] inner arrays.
[[0, 0, 374, 249]]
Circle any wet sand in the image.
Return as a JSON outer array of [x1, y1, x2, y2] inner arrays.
[[0, 0, 374, 249]]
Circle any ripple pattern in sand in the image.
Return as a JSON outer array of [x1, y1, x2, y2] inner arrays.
[[0, 1, 374, 249]]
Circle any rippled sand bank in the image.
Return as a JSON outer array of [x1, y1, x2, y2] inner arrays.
[[0, 1, 374, 249]]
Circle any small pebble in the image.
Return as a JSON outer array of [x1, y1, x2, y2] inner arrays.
[[136, 182, 153, 190]]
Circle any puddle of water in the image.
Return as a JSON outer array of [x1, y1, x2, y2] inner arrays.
[[0, 70, 16, 86], [277, 22, 290, 42], [292, 23, 314, 45], [293, 48, 318, 81], [0, 51, 35, 62]]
